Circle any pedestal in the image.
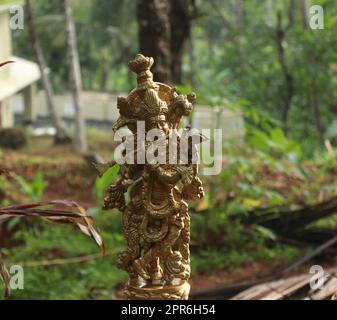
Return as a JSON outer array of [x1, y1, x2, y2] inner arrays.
[[124, 281, 190, 300]]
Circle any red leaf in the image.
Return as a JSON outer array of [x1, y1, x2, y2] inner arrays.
[[0, 200, 105, 299]]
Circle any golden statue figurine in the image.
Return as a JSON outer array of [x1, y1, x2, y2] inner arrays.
[[97, 54, 204, 300]]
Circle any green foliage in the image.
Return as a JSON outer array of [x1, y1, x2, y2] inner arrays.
[[11, 0, 337, 152], [175, 84, 193, 95], [191, 207, 301, 274], [93, 164, 119, 211], [248, 127, 302, 160], [191, 245, 300, 274], [326, 121, 337, 140], [15, 172, 48, 202], [205, 124, 298, 217], [190, 0, 337, 155], [12, 0, 137, 92], [2, 213, 126, 300]]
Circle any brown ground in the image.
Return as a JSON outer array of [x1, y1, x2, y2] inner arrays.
[[189, 260, 332, 294], [190, 261, 279, 292]]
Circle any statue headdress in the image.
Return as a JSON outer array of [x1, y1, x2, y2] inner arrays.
[[128, 54, 157, 90]]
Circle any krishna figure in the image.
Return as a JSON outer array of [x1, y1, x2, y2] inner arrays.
[[97, 54, 204, 300]]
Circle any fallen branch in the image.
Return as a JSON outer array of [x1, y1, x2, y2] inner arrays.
[[191, 233, 337, 300], [282, 234, 337, 276], [277, 236, 337, 255], [243, 196, 337, 234]]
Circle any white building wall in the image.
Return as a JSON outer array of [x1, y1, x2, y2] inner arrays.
[[0, 99, 14, 127]]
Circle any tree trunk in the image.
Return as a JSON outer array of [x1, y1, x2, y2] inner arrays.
[[299, 0, 311, 29], [137, 0, 171, 83], [189, 35, 196, 89], [25, 0, 70, 144], [275, 12, 294, 134], [100, 65, 110, 92], [312, 93, 324, 142], [169, 0, 190, 84], [188, 35, 196, 126], [235, 0, 243, 29], [264, 0, 274, 26], [63, 0, 87, 153]]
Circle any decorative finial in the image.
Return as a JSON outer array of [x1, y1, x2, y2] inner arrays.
[[128, 54, 156, 90]]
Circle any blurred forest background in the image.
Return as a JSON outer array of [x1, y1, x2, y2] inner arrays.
[[1, 0, 337, 299]]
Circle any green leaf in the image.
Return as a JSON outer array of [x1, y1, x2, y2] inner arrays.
[[94, 165, 120, 204]]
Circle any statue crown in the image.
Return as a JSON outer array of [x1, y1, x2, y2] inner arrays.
[[128, 54, 154, 74]]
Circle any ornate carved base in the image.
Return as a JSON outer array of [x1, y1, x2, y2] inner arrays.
[[124, 282, 190, 300]]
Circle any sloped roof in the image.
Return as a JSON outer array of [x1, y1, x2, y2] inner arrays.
[[0, 56, 40, 101], [0, 1, 23, 14]]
